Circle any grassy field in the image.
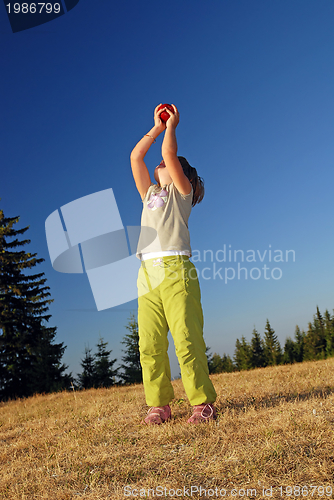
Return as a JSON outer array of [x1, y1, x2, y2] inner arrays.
[[1, 358, 334, 499]]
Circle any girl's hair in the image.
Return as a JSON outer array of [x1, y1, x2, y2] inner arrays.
[[178, 156, 204, 207]]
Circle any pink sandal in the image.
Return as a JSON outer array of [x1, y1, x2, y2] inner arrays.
[[143, 405, 171, 425], [187, 403, 217, 424]]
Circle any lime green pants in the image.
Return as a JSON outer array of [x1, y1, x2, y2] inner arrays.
[[137, 255, 217, 407]]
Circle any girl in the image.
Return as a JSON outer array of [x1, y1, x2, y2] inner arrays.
[[130, 104, 217, 424]]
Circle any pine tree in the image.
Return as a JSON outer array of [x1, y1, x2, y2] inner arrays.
[[210, 353, 234, 373], [233, 336, 252, 371], [208, 352, 220, 374], [94, 336, 118, 388], [206, 346, 214, 374], [283, 336, 295, 364], [324, 309, 334, 357], [303, 307, 327, 361], [221, 353, 234, 373], [119, 314, 142, 384], [293, 326, 305, 362], [250, 328, 265, 368], [27, 325, 71, 395], [303, 321, 318, 361], [316, 306, 327, 356], [0, 209, 71, 401], [263, 320, 282, 366], [77, 346, 96, 389], [281, 326, 304, 364]]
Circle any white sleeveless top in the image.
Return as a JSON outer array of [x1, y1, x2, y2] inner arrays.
[[136, 182, 193, 260]]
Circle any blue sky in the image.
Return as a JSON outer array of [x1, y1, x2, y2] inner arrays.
[[1, 0, 334, 379]]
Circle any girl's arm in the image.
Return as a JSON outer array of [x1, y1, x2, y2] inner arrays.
[[130, 105, 166, 199], [161, 105, 192, 195]]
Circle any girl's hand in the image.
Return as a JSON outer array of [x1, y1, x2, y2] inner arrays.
[[165, 104, 180, 129], [154, 104, 167, 133]]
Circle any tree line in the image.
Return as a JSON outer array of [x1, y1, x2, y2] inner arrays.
[[76, 314, 141, 390], [207, 308, 334, 374], [1, 207, 333, 401], [76, 305, 334, 388]]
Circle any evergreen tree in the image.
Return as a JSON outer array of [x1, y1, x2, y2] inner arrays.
[[0, 209, 71, 401], [316, 306, 327, 355], [263, 320, 282, 366], [281, 325, 305, 364], [250, 328, 265, 368], [210, 352, 234, 373], [303, 321, 317, 361], [206, 346, 214, 374], [119, 314, 142, 384], [283, 336, 296, 364], [233, 336, 252, 371], [94, 336, 118, 388], [77, 346, 96, 389], [324, 309, 334, 357], [221, 353, 234, 373], [303, 307, 327, 361], [27, 325, 71, 395], [293, 326, 305, 362]]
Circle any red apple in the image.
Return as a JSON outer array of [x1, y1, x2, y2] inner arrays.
[[158, 103, 175, 122]]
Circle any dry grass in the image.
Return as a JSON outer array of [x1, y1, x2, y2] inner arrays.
[[1, 359, 334, 499]]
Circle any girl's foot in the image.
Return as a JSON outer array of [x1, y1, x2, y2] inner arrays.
[[187, 403, 217, 424], [143, 405, 171, 425]]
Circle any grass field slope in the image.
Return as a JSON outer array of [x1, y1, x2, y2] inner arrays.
[[1, 358, 334, 499]]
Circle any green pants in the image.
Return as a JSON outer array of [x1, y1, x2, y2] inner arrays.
[[137, 255, 217, 407]]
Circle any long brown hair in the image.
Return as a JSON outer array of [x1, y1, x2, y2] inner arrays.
[[178, 156, 204, 206]]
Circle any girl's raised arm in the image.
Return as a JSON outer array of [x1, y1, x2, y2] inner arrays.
[[161, 105, 192, 196], [130, 105, 166, 199]]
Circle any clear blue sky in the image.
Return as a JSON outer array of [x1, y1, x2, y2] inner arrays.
[[1, 0, 334, 379]]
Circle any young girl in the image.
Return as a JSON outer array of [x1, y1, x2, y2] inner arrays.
[[130, 104, 217, 424]]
